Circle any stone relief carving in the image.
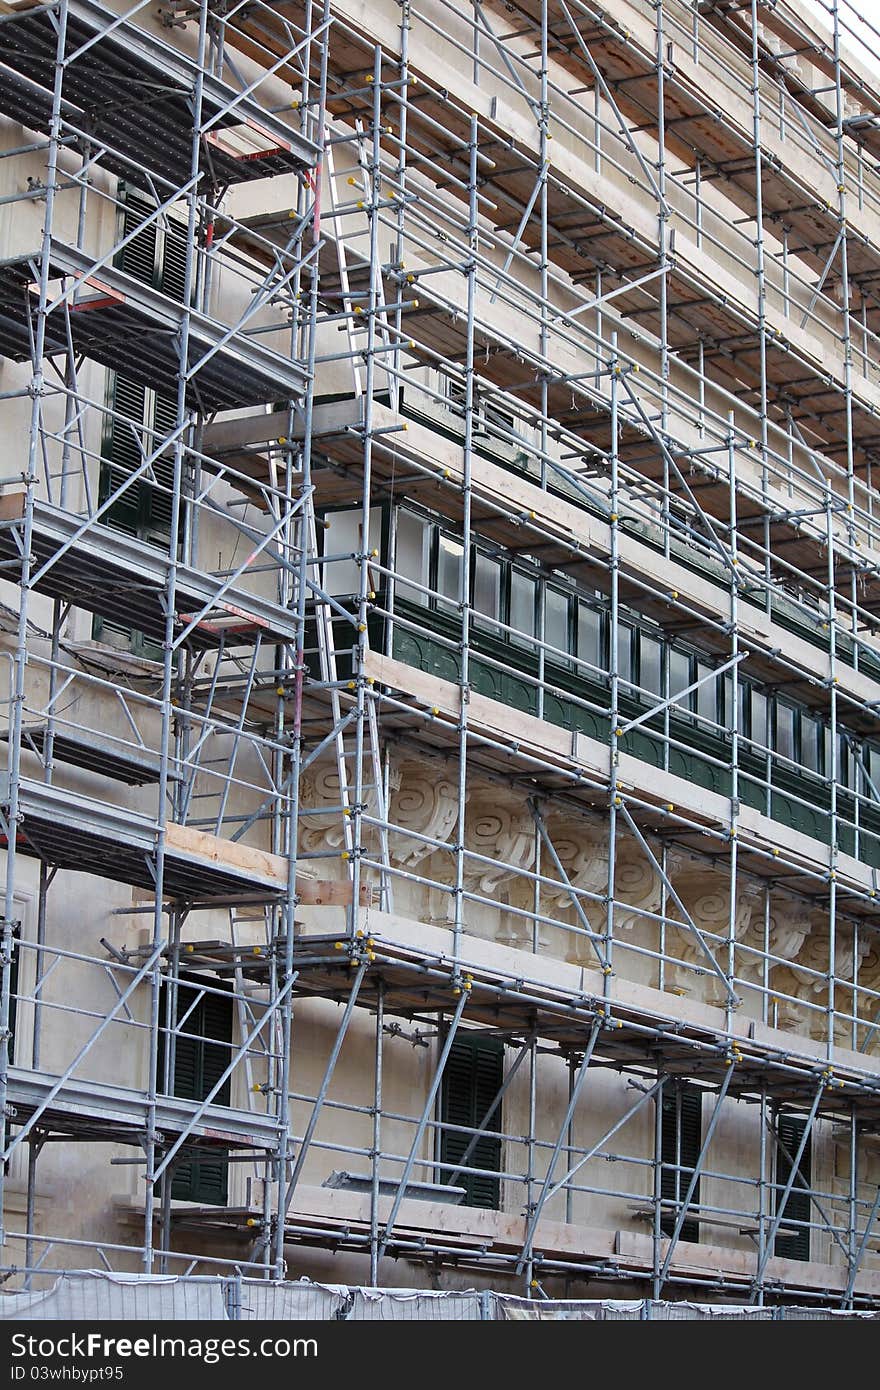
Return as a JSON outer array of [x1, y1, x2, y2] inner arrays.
[[462, 787, 536, 897], [613, 842, 664, 932], [298, 761, 347, 855], [664, 868, 760, 1005], [771, 911, 872, 1040], [297, 755, 869, 1045], [756, 900, 824, 1035], [387, 759, 458, 868], [853, 937, 880, 1053], [539, 811, 609, 903], [297, 759, 390, 890], [533, 812, 609, 966]]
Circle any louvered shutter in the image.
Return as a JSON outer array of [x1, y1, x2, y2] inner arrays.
[[144, 214, 185, 542], [7, 927, 19, 1066], [96, 190, 186, 651], [160, 211, 188, 306], [103, 188, 181, 549], [100, 374, 148, 538], [440, 1033, 503, 1210], [144, 391, 177, 544], [774, 1115, 811, 1261], [118, 189, 159, 286], [660, 1085, 702, 1244], [158, 979, 232, 1205], [199, 989, 233, 1107]]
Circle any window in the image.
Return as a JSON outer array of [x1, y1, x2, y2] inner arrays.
[[577, 600, 602, 674], [479, 400, 514, 444], [800, 712, 821, 774], [867, 745, 880, 801], [322, 507, 380, 597], [544, 587, 570, 662], [669, 648, 691, 712], [440, 1033, 504, 1209], [640, 633, 663, 699], [443, 376, 467, 413], [95, 189, 187, 656], [695, 661, 717, 724], [723, 672, 735, 730], [158, 979, 233, 1205], [660, 1084, 702, 1244], [395, 510, 430, 605], [738, 681, 749, 737], [773, 1114, 811, 1261], [437, 534, 464, 610], [617, 623, 633, 684], [751, 689, 768, 751], [776, 702, 796, 762], [473, 552, 502, 626], [509, 569, 537, 642]]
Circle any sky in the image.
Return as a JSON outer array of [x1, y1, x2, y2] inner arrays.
[[817, 0, 880, 73]]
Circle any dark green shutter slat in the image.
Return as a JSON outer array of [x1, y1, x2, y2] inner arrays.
[[440, 1033, 503, 1210], [101, 376, 147, 537], [161, 214, 188, 305], [774, 1115, 811, 1261], [144, 392, 177, 542], [175, 1157, 227, 1205], [117, 189, 158, 285], [96, 190, 185, 653], [660, 1085, 701, 1245], [8, 929, 19, 1065], [199, 987, 233, 1107], [158, 979, 232, 1206]]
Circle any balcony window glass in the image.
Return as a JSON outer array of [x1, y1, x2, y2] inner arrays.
[[544, 588, 570, 660], [696, 662, 717, 724], [776, 703, 795, 762], [510, 570, 537, 641], [437, 534, 464, 610], [617, 624, 633, 685], [669, 648, 691, 712], [473, 551, 502, 625], [395, 510, 430, 605], [801, 713, 820, 773], [577, 602, 602, 673], [640, 634, 662, 698], [751, 690, 768, 751], [323, 507, 380, 597]]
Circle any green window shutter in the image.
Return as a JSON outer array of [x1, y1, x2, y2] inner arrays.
[[774, 1115, 811, 1262], [7, 928, 19, 1067], [100, 374, 149, 539], [440, 1033, 503, 1210], [660, 1085, 702, 1244], [160, 211, 189, 306], [118, 188, 159, 286], [143, 391, 177, 545], [158, 979, 233, 1206], [95, 190, 186, 654]]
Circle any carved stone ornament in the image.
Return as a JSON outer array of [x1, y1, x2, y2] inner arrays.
[[461, 786, 536, 897], [387, 759, 459, 867]]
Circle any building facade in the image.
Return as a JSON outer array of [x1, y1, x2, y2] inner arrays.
[[0, 0, 879, 1305]]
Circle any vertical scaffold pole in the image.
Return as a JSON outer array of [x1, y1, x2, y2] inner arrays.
[[451, 116, 479, 962], [142, 0, 209, 1271]]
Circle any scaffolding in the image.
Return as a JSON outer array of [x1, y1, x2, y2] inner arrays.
[[1, 0, 880, 1308]]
